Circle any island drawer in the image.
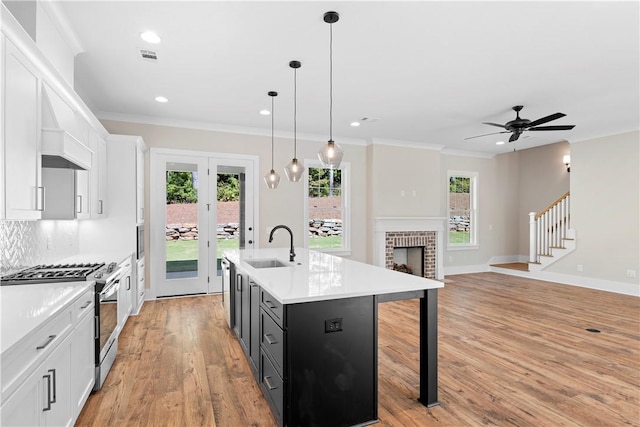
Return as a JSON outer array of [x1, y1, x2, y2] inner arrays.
[[260, 350, 284, 425], [261, 288, 283, 327], [260, 309, 284, 376]]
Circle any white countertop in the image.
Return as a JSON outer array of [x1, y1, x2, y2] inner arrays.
[[223, 248, 443, 304], [0, 281, 93, 354]]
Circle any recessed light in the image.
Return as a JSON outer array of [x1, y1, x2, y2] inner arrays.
[[155, 96, 168, 103], [260, 109, 271, 116], [350, 121, 361, 127], [140, 31, 161, 44], [496, 141, 505, 145]]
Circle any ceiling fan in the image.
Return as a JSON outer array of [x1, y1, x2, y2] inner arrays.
[[465, 105, 576, 142]]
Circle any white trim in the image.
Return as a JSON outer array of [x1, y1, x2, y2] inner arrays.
[[488, 266, 640, 297], [373, 217, 446, 280], [303, 160, 351, 253], [441, 148, 495, 159], [367, 137, 444, 151], [38, 1, 84, 55], [97, 111, 368, 146]]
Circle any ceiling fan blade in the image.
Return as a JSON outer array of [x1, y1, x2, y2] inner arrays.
[[464, 130, 509, 140], [526, 112, 566, 128], [528, 125, 576, 131], [509, 132, 520, 142], [482, 122, 508, 129]]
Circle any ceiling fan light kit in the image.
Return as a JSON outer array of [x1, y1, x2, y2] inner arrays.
[[465, 105, 576, 149]]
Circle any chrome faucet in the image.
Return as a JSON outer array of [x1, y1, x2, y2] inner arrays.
[[269, 225, 295, 262]]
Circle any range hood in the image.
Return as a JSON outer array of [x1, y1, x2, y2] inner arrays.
[[41, 84, 92, 170]]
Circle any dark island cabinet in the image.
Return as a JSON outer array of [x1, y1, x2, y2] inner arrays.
[[260, 288, 378, 427], [231, 264, 260, 376]]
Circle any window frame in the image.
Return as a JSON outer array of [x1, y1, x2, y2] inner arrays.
[[303, 160, 351, 255], [447, 170, 479, 251]]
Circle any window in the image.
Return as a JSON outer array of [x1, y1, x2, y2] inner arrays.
[[304, 161, 350, 253], [448, 171, 478, 248]]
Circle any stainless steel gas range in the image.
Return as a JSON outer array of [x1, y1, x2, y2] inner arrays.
[[1, 262, 122, 390]]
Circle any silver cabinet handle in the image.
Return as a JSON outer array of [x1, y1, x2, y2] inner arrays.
[[80, 301, 92, 309], [264, 334, 277, 345], [127, 276, 131, 290], [263, 376, 277, 391], [43, 373, 52, 411], [36, 335, 56, 350], [98, 199, 104, 214], [77, 195, 82, 213], [236, 274, 242, 292], [265, 300, 276, 309], [36, 186, 45, 211]]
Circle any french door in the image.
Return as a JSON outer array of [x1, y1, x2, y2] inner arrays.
[[150, 149, 256, 298]]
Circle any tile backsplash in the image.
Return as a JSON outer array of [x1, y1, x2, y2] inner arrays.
[[0, 220, 80, 275]]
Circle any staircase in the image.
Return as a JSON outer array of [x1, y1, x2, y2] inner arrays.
[[528, 192, 575, 271], [490, 192, 575, 274]]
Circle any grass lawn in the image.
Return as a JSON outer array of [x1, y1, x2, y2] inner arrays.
[[166, 238, 240, 261], [449, 231, 471, 244], [309, 236, 342, 249]]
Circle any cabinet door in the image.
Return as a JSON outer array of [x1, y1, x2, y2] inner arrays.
[[70, 312, 95, 419], [97, 136, 108, 216], [0, 366, 41, 426], [118, 268, 133, 330], [249, 280, 260, 372], [2, 38, 42, 220], [41, 335, 72, 427], [76, 169, 91, 220], [135, 144, 145, 223]]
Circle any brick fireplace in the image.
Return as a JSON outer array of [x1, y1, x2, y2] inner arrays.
[[374, 217, 445, 280]]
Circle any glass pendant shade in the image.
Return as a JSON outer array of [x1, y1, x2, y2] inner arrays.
[[264, 169, 280, 189], [318, 140, 343, 169], [284, 158, 305, 182]]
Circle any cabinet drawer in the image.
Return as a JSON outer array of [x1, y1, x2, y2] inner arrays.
[[1, 306, 73, 401], [73, 288, 95, 321], [260, 309, 284, 377], [261, 288, 283, 327], [260, 350, 284, 425]]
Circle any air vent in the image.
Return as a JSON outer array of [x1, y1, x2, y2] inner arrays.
[[138, 48, 158, 61]]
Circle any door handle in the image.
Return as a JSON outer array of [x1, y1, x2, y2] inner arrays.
[[248, 240, 253, 245], [48, 369, 57, 403], [37, 186, 45, 211], [264, 333, 278, 345], [263, 376, 278, 391], [77, 195, 83, 213], [43, 373, 52, 411], [36, 335, 56, 350], [98, 199, 104, 214]]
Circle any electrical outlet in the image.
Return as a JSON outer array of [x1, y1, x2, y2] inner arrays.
[[577, 264, 583, 272], [626, 270, 636, 278], [324, 318, 343, 333]]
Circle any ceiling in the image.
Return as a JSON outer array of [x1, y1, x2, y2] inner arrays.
[[56, 1, 639, 155]]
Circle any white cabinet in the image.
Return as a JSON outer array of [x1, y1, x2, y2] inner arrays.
[[70, 291, 95, 418], [1, 334, 72, 427], [75, 169, 91, 219], [86, 130, 108, 218], [1, 36, 43, 220], [118, 257, 133, 331], [136, 142, 145, 224], [40, 168, 90, 220], [134, 257, 146, 315]]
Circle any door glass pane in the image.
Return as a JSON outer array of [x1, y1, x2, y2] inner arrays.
[[165, 165, 199, 279], [308, 167, 343, 249], [216, 170, 242, 276]]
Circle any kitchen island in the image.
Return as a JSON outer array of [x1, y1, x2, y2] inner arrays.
[[223, 248, 443, 427]]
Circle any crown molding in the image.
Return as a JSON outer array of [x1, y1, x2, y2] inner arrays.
[[368, 137, 444, 151], [38, 1, 84, 56], [440, 148, 495, 159]]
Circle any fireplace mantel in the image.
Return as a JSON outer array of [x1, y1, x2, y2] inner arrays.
[[374, 217, 446, 280]]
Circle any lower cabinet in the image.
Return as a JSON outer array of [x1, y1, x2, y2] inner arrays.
[[1, 287, 95, 427], [1, 333, 72, 427], [118, 257, 133, 330], [134, 257, 146, 315]]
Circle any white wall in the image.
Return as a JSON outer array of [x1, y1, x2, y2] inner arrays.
[[549, 131, 639, 288], [100, 119, 370, 262]]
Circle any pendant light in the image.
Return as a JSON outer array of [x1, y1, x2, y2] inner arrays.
[[264, 91, 280, 189], [285, 60, 305, 182], [318, 11, 344, 169]]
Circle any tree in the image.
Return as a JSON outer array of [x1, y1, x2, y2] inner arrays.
[[166, 171, 198, 203], [309, 167, 341, 197], [217, 174, 240, 201], [449, 176, 470, 193]]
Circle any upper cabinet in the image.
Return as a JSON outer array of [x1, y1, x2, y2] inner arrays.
[[1, 36, 43, 220], [1, 4, 111, 221], [136, 142, 145, 224]]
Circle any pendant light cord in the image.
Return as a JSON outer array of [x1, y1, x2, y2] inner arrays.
[[329, 21, 333, 142], [294, 67, 297, 158], [271, 95, 275, 169]]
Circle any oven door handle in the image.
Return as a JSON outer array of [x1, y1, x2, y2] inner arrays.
[[100, 279, 120, 299]]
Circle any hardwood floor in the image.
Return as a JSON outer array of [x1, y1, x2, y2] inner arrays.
[[76, 273, 640, 426]]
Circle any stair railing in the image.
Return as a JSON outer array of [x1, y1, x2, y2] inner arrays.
[[529, 192, 570, 263]]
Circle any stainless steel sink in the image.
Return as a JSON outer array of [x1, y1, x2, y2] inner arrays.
[[245, 258, 290, 269]]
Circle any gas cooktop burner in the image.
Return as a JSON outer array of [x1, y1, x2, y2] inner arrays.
[[1, 263, 105, 286]]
